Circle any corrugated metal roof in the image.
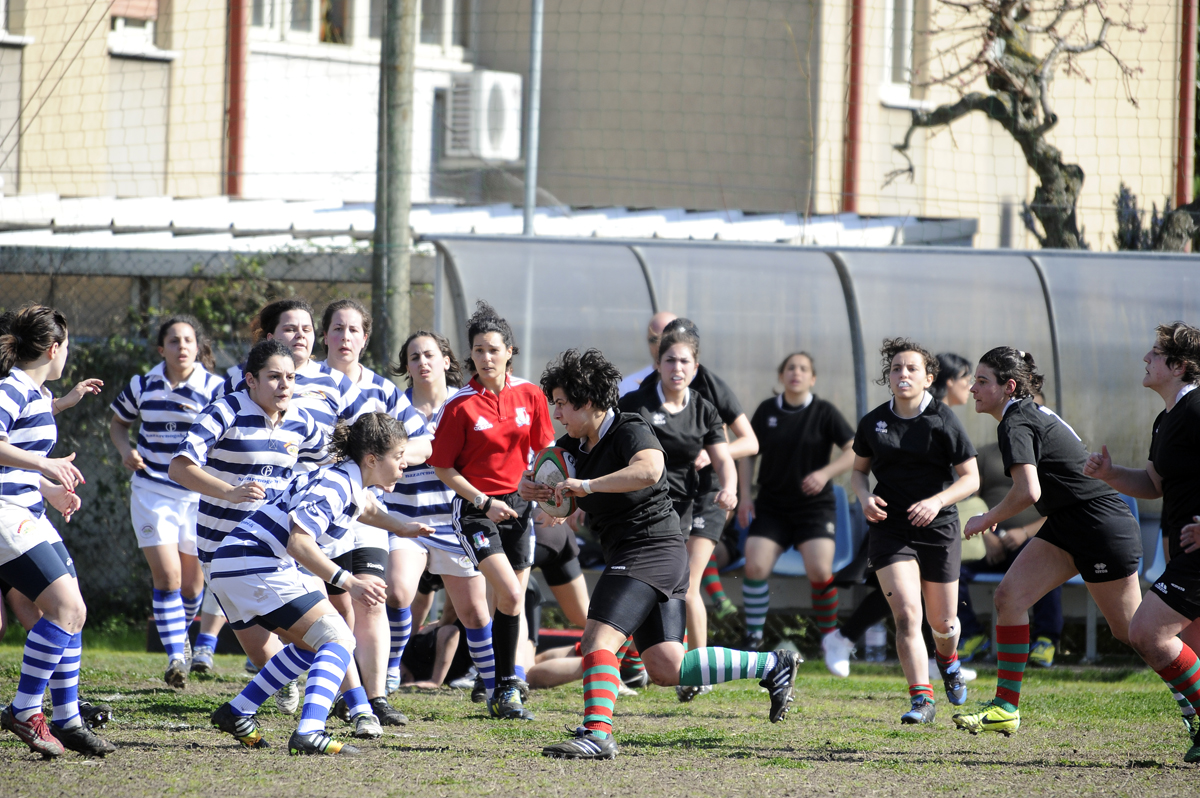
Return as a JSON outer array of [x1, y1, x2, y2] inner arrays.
[[0, 195, 977, 248]]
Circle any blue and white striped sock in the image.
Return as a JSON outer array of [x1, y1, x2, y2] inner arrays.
[[386, 604, 411, 676], [230, 644, 314, 716], [195, 632, 219, 653], [181, 589, 204, 626], [13, 617, 71, 722], [49, 632, 82, 729], [153, 588, 188, 662], [343, 685, 370, 718], [465, 622, 496, 693], [743, 578, 771, 635], [296, 642, 353, 736]]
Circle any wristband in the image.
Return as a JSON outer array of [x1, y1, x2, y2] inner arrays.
[[331, 568, 351, 589], [482, 496, 494, 513], [582, 479, 593, 495]]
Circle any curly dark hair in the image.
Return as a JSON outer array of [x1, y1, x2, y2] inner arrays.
[[245, 339, 294, 378], [978, 346, 1045, 399], [541, 348, 622, 410], [0, 305, 68, 377], [393, 329, 465, 388], [330, 412, 408, 464], [875, 337, 939, 387], [157, 314, 216, 372], [465, 300, 519, 374], [930, 352, 971, 401], [1155, 322, 1200, 384], [252, 298, 315, 343]]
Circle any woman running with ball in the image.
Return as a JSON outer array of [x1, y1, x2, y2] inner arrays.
[[109, 316, 225, 688], [851, 338, 979, 725], [524, 348, 797, 761], [208, 413, 432, 756], [957, 347, 1141, 736]]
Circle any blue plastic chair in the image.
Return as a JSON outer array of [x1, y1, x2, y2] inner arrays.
[[771, 485, 855, 577]]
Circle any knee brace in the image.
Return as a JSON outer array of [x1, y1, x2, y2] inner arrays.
[[302, 612, 356, 653], [930, 618, 960, 641]]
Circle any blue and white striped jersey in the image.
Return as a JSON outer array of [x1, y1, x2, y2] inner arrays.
[[209, 461, 381, 580], [225, 360, 371, 462], [174, 391, 326, 563], [0, 368, 57, 518], [380, 389, 460, 554], [315, 361, 430, 441], [110, 362, 225, 500]]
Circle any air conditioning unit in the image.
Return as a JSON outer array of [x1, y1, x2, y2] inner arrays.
[[446, 70, 523, 162]]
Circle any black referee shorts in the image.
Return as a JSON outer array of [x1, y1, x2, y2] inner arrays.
[[1037, 494, 1141, 583], [452, 492, 535, 571]]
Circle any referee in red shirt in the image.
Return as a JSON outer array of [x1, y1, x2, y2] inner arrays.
[[430, 301, 554, 721]]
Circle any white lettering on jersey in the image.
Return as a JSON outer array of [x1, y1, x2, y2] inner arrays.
[[875, 421, 888, 435], [515, 407, 530, 427], [474, 416, 494, 431], [651, 412, 666, 426], [1037, 405, 1082, 442], [767, 416, 778, 428], [1094, 562, 1108, 574]]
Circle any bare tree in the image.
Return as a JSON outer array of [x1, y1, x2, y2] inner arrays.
[[886, 0, 1143, 249]]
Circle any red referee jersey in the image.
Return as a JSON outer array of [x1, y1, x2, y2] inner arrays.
[[428, 374, 555, 496]]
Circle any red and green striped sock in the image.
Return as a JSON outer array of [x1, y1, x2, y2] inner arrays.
[[909, 683, 934, 703], [582, 650, 621, 739], [995, 624, 1030, 711], [617, 638, 645, 681], [811, 577, 838, 636], [1155, 644, 1200, 714], [935, 647, 960, 672], [702, 555, 729, 604]]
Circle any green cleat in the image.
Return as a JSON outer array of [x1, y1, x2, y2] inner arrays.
[[957, 634, 990, 663], [1028, 637, 1056, 668], [953, 700, 1020, 736], [713, 598, 738, 620]]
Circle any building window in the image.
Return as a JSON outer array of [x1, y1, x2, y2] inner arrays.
[[320, 0, 346, 43], [420, 0, 440, 45], [452, 0, 469, 48], [369, 0, 383, 39], [291, 0, 313, 33], [881, 0, 930, 108]]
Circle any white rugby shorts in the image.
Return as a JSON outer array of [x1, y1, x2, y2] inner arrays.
[[208, 566, 314, 627], [0, 505, 57, 567], [130, 487, 199, 555]]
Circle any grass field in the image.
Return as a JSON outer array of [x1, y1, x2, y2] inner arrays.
[[1, 646, 1198, 797]]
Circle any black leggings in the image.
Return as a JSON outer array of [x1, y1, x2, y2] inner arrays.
[[587, 573, 686, 652]]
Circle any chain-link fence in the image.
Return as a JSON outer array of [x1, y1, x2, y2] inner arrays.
[[0, 246, 434, 623]]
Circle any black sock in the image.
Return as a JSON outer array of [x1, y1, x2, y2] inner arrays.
[[491, 610, 520, 680], [841, 589, 891, 641]]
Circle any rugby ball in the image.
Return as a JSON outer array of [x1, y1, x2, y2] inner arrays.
[[531, 446, 577, 518]]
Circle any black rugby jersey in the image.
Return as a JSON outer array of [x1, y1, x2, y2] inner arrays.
[[853, 395, 976, 530], [557, 411, 679, 562], [997, 397, 1113, 517], [1149, 387, 1200, 557], [750, 394, 854, 513], [618, 387, 725, 502]]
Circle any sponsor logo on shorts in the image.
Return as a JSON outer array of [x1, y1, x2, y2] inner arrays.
[[767, 416, 778, 428], [254, 586, 269, 601], [826, 522, 836, 534], [651, 413, 666, 426], [692, 516, 705, 529], [472, 531, 488, 550], [139, 525, 155, 539], [610, 565, 626, 570], [474, 416, 493, 431], [1094, 562, 1108, 574], [360, 562, 385, 573], [1154, 581, 1168, 592], [515, 407, 530, 427], [875, 421, 888, 435], [15, 520, 35, 536], [1172, 583, 1185, 591]]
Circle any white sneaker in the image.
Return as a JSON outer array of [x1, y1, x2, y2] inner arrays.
[[822, 629, 854, 678], [275, 680, 300, 715]]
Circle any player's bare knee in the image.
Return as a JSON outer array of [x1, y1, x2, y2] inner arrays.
[[891, 604, 921, 636], [645, 660, 678, 686], [302, 612, 356, 654]]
